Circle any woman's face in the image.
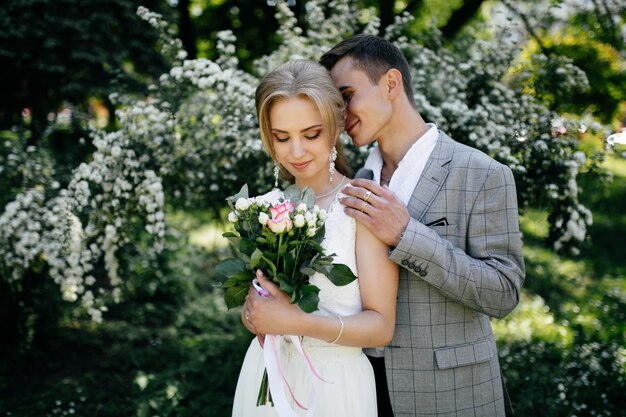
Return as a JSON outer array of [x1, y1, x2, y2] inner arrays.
[[269, 96, 333, 184]]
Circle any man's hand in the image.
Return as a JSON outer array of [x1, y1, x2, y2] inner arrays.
[[340, 179, 410, 247]]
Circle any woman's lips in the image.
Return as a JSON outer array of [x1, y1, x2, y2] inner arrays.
[[291, 161, 311, 170]]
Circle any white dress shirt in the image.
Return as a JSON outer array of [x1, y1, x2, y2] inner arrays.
[[363, 123, 438, 206]]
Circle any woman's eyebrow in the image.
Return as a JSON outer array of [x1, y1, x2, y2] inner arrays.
[[271, 124, 323, 134]]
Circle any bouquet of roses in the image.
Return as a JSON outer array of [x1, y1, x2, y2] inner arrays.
[[215, 183, 357, 313], [215, 184, 357, 411]]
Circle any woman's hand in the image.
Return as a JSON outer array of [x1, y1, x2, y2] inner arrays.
[[246, 270, 303, 336]]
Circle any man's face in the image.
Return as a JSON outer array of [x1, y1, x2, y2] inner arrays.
[[329, 56, 392, 147]]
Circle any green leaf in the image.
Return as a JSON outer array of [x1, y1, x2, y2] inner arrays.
[[224, 284, 250, 309], [300, 266, 317, 277], [283, 251, 295, 276], [301, 186, 316, 208], [298, 285, 320, 313], [283, 184, 301, 202], [222, 231, 238, 238], [261, 229, 277, 245], [226, 184, 250, 210], [262, 257, 277, 277], [326, 263, 358, 286], [223, 270, 252, 288], [240, 238, 256, 256], [312, 224, 325, 241], [214, 258, 246, 278], [277, 274, 294, 295], [250, 248, 264, 269]]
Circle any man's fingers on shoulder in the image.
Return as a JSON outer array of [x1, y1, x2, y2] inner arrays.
[[350, 178, 373, 188], [351, 178, 382, 193]]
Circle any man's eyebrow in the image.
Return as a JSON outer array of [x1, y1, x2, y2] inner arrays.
[[271, 124, 323, 133]]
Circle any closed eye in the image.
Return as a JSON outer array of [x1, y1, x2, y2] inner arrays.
[[304, 132, 321, 140]]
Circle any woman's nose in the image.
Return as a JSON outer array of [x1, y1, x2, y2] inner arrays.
[[290, 138, 306, 158]]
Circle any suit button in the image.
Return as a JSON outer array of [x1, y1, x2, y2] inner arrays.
[[401, 259, 409, 266], [414, 264, 422, 273], [408, 262, 415, 269], [419, 266, 428, 277]]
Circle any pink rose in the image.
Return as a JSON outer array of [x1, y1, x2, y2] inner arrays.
[[267, 201, 295, 234], [270, 201, 295, 222], [267, 217, 293, 234]]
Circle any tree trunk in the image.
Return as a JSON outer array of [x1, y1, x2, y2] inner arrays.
[[378, 0, 395, 35], [177, 0, 197, 59], [440, 0, 486, 40]]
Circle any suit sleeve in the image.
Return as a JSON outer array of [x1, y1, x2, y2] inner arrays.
[[389, 163, 525, 318]]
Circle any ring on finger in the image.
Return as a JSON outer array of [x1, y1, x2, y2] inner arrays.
[[363, 190, 372, 202], [359, 200, 368, 212]]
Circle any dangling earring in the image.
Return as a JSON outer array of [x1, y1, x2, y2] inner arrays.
[[274, 164, 280, 188], [328, 146, 337, 182]]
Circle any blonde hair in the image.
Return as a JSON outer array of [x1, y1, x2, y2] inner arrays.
[[255, 60, 351, 182]]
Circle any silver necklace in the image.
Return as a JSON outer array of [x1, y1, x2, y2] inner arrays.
[[315, 176, 346, 200]]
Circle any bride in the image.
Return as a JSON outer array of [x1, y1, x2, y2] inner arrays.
[[231, 60, 399, 417]]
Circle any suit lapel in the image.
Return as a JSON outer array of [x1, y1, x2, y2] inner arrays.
[[407, 131, 453, 222]]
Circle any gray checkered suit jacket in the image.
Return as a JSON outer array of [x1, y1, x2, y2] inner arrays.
[[385, 131, 525, 416]]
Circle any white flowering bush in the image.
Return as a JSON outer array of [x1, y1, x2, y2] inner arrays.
[[0, 0, 611, 330]]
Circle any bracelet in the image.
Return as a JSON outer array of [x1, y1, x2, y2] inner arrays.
[[328, 316, 344, 344]]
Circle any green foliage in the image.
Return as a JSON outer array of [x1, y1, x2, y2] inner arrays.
[[522, 33, 626, 123], [0, 0, 169, 132], [495, 156, 626, 417], [0, 219, 251, 417]]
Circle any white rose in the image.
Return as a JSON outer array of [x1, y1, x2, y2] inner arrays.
[[318, 210, 328, 221], [228, 211, 239, 223], [258, 212, 270, 225], [306, 227, 317, 237], [235, 197, 251, 211], [296, 203, 307, 213], [294, 214, 305, 228], [254, 195, 267, 206], [304, 212, 315, 223]]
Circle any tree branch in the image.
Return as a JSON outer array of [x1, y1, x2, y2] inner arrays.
[[502, 0, 546, 52], [441, 0, 486, 40]]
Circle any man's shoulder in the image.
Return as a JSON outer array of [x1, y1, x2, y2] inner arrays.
[[437, 131, 505, 172]]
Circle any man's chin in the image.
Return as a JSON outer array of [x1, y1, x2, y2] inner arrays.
[[350, 135, 372, 147]]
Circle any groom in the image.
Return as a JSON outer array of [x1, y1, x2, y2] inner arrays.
[[320, 34, 525, 416]]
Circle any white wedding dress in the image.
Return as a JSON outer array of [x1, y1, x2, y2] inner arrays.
[[231, 198, 377, 417]]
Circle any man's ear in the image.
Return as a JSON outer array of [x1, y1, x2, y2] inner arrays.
[[384, 69, 403, 101]]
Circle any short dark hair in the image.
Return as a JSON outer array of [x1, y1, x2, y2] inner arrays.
[[319, 34, 416, 108]]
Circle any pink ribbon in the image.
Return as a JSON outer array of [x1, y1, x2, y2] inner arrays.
[[262, 334, 332, 417]]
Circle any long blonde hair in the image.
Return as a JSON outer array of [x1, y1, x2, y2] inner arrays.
[[255, 60, 351, 182]]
